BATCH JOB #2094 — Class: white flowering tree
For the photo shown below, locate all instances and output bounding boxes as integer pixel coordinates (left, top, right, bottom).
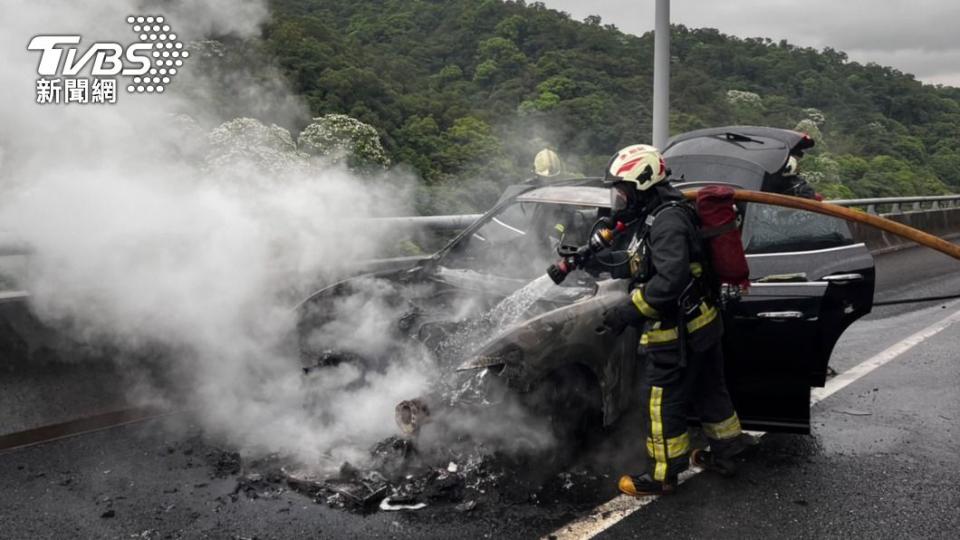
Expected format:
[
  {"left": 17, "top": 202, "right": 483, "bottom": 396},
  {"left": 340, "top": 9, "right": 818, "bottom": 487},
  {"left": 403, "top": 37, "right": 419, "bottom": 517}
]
[
  {"left": 297, "top": 114, "right": 390, "bottom": 171},
  {"left": 726, "top": 89, "right": 762, "bottom": 107},
  {"left": 802, "top": 108, "right": 826, "bottom": 126},
  {"left": 205, "top": 117, "right": 309, "bottom": 176},
  {"left": 726, "top": 89, "right": 765, "bottom": 124},
  {"left": 794, "top": 118, "right": 825, "bottom": 149}
]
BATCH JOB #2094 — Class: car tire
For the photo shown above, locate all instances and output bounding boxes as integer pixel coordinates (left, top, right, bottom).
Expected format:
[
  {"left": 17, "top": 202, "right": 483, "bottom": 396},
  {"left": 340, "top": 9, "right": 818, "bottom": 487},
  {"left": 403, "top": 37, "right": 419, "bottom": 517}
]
[{"left": 523, "top": 364, "right": 603, "bottom": 465}]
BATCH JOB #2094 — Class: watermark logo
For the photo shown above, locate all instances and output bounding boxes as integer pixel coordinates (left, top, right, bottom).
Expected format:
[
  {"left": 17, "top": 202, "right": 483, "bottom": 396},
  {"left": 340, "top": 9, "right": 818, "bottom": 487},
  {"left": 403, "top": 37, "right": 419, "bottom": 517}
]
[{"left": 28, "top": 15, "right": 189, "bottom": 105}]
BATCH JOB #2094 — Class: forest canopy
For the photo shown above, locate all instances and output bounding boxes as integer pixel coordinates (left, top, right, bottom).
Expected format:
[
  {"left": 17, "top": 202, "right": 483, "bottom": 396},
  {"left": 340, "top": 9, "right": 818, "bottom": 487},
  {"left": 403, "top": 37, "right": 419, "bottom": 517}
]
[{"left": 219, "top": 0, "right": 960, "bottom": 211}]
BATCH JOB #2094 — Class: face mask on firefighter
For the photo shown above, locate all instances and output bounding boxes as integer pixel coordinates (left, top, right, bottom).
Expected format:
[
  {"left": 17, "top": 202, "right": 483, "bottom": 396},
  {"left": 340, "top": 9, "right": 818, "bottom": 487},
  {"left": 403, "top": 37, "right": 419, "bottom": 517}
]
[
  {"left": 610, "top": 165, "right": 653, "bottom": 216},
  {"left": 611, "top": 185, "right": 631, "bottom": 213},
  {"left": 611, "top": 183, "right": 647, "bottom": 223}
]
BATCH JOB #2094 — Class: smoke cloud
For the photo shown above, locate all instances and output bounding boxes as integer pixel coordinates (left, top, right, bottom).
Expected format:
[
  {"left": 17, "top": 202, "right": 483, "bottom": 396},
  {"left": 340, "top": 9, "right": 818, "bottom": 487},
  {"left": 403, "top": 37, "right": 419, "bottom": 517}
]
[
  {"left": 0, "top": 0, "right": 436, "bottom": 469},
  {"left": 0, "top": 0, "right": 562, "bottom": 476}
]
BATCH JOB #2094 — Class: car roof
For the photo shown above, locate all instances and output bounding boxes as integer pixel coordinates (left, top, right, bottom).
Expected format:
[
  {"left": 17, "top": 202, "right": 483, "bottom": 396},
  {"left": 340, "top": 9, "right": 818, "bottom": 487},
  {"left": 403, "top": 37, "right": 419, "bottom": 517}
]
[{"left": 515, "top": 185, "right": 611, "bottom": 208}]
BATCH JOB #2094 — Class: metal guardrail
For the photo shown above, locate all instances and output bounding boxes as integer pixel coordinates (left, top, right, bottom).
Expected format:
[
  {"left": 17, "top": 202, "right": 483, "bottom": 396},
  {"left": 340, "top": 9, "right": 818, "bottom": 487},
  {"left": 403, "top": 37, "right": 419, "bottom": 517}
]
[
  {"left": 0, "top": 196, "right": 957, "bottom": 251},
  {"left": 831, "top": 195, "right": 960, "bottom": 215},
  {"left": 0, "top": 291, "right": 30, "bottom": 304},
  {"left": 0, "top": 195, "right": 955, "bottom": 305},
  {"left": 366, "top": 214, "right": 483, "bottom": 231},
  {"left": 0, "top": 232, "right": 32, "bottom": 257},
  {"left": 372, "top": 195, "right": 960, "bottom": 230},
  {"left": 0, "top": 235, "right": 32, "bottom": 301},
  {"left": 0, "top": 242, "right": 33, "bottom": 257}
]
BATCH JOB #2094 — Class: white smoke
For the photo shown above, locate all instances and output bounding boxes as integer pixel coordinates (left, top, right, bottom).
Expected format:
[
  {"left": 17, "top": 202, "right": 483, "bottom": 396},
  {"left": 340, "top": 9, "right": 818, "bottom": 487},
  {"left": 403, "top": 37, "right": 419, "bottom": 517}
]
[{"left": 0, "top": 0, "right": 434, "bottom": 468}]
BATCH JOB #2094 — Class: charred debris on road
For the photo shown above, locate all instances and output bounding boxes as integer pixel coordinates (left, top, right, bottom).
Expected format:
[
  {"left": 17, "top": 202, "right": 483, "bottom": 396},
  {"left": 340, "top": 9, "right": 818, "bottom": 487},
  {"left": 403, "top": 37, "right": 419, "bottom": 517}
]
[
  {"left": 188, "top": 434, "right": 610, "bottom": 515},
  {"left": 251, "top": 275, "right": 608, "bottom": 514}
]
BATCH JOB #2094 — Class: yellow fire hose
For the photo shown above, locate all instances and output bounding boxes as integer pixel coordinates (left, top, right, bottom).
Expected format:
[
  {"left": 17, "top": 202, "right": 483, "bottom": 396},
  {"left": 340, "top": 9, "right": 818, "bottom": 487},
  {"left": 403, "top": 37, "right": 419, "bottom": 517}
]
[{"left": 682, "top": 189, "right": 960, "bottom": 262}]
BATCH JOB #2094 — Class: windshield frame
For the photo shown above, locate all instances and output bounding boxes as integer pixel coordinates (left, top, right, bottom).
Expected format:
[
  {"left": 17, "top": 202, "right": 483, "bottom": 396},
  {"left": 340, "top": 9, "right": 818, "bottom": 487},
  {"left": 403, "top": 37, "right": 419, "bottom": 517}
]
[
  {"left": 429, "top": 178, "right": 606, "bottom": 265},
  {"left": 432, "top": 184, "right": 610, "bottom": 287}
]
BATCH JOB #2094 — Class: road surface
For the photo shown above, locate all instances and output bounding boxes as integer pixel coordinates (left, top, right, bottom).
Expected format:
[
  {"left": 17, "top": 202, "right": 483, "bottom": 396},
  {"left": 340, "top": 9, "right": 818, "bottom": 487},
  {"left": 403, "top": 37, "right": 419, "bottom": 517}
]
[{"left": 1, "top": 244, "right": 959, "bottom": 539}]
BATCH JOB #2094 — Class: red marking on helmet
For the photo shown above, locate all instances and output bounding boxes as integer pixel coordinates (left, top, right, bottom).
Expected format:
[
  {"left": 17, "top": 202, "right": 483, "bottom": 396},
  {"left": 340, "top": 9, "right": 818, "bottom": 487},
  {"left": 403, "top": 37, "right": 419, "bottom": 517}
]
[
  {"left": 658, "top": 157, "right": 665, "bottom": 175},
  {"left": 616, "top": 158, "right": 643, "bottom": 176}
]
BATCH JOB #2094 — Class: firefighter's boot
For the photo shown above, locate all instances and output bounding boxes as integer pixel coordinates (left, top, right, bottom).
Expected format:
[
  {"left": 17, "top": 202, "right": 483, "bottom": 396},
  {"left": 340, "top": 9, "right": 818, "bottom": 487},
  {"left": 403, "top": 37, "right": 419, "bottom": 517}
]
[
  {"left": 695, "top": 431, "right": 761, "bottom": 478},
  {"left": 618, "top": 473, "right": 676, "bottom": 497},
  {"left": 726, "top": 432, "right": 761, "bottom": 457},
  {"left": 689, "top": 448, "right": 737, "bottom": 477},
  {"left": 708, "top": 432, "right": 760, "bottom": 459}
]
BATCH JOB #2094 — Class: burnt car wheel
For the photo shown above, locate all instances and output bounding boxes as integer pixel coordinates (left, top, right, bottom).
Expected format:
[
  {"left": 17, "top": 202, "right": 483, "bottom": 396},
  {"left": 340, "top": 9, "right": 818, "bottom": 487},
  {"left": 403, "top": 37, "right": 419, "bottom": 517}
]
[{"left": 523, "top": 364, "right": 603, "bottom": 463}]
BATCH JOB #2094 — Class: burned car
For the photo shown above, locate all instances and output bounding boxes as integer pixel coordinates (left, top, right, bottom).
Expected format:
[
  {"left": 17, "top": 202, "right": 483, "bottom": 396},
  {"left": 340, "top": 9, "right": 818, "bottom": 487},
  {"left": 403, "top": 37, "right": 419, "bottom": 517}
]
[{"left": 296, "top": 126, "right": 875, "bottom": 439}]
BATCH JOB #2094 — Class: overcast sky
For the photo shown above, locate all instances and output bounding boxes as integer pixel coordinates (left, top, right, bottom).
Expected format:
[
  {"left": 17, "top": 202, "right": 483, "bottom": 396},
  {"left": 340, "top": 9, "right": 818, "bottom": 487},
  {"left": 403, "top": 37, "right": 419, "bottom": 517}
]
[{"left": 540, "top": 0, "right": 960, "bottom": 87}]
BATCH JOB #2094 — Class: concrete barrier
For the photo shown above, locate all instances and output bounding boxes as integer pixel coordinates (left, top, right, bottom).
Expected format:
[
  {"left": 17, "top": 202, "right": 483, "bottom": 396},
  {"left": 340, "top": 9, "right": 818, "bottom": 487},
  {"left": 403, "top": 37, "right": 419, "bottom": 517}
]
[{"left": 849, "top": 207, "right": 960, "bottom": 254}]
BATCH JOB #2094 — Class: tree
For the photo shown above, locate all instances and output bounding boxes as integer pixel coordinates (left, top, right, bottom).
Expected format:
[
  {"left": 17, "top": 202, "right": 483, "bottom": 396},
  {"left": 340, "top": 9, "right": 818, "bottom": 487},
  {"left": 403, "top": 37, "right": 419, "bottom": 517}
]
[
  {"left": 297, "top": 114, "right": 390, "bottom": 170},
  {"left": 206, "top": 117, "right": 307, "bottom": 175},
  {"left": 930, "top": 149, "right": 960, "bottom": 189},
  {"left": 474, "top": 37, "right": 528, "bottom": 83},
  {"left": 438, "top": 116, "right": 505, "bottom": 172},
  {"left": 727, "top": 90, "right": 765, "bottom": 125},
  {"left": 259, "top": 0, "right": 958, "bottom": 213}
]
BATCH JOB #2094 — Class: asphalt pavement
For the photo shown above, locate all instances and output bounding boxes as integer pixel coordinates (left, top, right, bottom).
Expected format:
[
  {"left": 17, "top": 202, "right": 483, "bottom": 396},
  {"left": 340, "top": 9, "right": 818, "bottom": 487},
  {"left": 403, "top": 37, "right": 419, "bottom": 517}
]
[
  {"left": 1, "top": 244, "right": 959, "bottom": 539},
  {"left": 596, "top": 302, "right": 960, "bottom": 539}
]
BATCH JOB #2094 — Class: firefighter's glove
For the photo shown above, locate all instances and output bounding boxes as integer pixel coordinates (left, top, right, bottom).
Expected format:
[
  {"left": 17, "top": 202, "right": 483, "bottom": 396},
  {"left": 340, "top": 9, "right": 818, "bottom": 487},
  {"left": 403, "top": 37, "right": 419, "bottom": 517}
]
[
  {"left": 547, "top": 261, "right": 570, "bottom": 285},
  {"left": 602, "top": 304, "right": 644, "bottom": 336},
  {"left": 588, "top": 228, "right": 614, "bottom": 252}
]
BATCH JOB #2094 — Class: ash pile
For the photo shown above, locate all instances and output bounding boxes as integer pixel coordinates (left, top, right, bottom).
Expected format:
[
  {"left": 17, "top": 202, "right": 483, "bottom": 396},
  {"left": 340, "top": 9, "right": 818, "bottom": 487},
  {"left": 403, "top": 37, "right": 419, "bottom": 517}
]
[
  {"left": 280, "top": 358, "right": 601, "bottom": 514},
  {"left": 276, "top": 432, "right": 606, "bottom": 514},
  {"left": 276, "top": 276, "right": 606, "bottom": 513}
]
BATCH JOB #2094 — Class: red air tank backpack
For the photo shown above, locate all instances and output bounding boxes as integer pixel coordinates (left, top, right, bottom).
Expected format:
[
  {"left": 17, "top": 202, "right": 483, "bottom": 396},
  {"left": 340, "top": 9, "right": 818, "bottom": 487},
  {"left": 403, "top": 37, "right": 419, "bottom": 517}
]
[
  {"left": 694, "top": 185, "right": 750, "bottom": 289},
  {"left": 644, "top": 185, "right": 750, "bottom": 290}
]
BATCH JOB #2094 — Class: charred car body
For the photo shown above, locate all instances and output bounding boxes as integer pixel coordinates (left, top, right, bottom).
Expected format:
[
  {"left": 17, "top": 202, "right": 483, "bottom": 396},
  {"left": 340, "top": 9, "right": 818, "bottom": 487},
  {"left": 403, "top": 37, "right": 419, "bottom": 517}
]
[{"left": 297, "top": 126, "right": 875, "bottom": 437}]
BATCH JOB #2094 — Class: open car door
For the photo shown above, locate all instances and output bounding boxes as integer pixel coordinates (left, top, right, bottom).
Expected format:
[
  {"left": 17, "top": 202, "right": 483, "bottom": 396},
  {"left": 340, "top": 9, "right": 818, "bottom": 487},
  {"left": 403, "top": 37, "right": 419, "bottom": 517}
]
[{"left": 723, "top": 203, "right": 875, "bottom": 433}]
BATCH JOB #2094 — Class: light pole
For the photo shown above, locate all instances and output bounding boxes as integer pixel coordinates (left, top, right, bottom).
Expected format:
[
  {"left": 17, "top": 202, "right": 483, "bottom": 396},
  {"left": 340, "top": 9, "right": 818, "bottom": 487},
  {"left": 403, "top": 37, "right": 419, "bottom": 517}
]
[{"left": 652, "top": 0, "right": 670, "bottom": 150}]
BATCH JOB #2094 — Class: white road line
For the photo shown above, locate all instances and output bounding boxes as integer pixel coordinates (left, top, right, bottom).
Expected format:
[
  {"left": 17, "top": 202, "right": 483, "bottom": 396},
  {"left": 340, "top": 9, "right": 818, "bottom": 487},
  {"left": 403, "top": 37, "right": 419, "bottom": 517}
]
[
  {"left": 545, "top": 469, "right": 700, "bottom": 540},
  {"left": 812, "top": 304, "right": 960, "bottom": 405},
  {"left": 545, "top": 303, "right": 960, "bottom": 540}
]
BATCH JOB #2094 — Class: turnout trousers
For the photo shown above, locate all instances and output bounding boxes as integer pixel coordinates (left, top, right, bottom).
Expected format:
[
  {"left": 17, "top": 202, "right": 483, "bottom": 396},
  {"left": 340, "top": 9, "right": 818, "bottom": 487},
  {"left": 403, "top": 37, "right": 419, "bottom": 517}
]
[{"left": 642, "top": 340, "right": 743, "bottom": 482}]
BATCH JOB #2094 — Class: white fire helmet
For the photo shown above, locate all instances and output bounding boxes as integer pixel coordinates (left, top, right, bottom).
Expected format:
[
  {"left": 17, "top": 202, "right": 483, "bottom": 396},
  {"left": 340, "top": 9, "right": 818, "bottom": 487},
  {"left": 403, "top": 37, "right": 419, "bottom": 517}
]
[
  {"left": 783, "top": 155, "right": 799, "bottom": 177},
  {"left": 534, "top": 149, "right": 563, "bottom": 178},
  {"left": 604, "top": 144, "right": 667, "bottom": 191}
]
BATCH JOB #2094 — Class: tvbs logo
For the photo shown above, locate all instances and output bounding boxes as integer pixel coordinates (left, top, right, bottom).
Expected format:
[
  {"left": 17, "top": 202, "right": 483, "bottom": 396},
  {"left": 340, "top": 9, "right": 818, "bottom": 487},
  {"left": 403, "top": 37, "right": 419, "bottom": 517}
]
[{"left": 27, "top": 15, "right": 189, "bottom": 105}]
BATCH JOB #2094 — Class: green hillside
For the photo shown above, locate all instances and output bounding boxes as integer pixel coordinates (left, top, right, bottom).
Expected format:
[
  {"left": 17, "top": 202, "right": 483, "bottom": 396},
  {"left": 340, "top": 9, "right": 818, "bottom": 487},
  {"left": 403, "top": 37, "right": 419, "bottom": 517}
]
[{"left": 255, "top": 0, "right": 960, "bottom": 211}]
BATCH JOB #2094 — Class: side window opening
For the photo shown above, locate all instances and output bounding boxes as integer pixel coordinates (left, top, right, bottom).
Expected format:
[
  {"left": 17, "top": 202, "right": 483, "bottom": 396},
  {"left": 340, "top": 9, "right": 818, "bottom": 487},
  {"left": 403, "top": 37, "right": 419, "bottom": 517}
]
[{"left": 742, "top": 204, "right": 854, "bottom": 254}]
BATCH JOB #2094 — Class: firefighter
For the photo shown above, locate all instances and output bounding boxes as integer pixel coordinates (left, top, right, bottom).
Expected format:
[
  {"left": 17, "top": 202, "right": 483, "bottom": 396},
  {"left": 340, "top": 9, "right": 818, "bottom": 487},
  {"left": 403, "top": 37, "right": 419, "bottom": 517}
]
[
  {"left": 532, "top": 148, "right": 577, "bottom": 254},
  {"left": 595, "top": 144, "right": 753, "bottom": 497},
  {"left": 782, "top": 155, "right": 820, "bottom": 200}
]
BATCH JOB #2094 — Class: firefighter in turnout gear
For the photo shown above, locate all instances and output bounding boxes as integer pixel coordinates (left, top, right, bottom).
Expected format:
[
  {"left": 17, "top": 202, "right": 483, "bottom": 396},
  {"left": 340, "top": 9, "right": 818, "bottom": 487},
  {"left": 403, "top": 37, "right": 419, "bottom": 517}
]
[
  {"left": 594, "top": 144, "right": 753, "bottom": 497},
  {"left": 530, "top": 149, "right": 587, "bottom": 257},
  {"left": 782, "top": 154, "right": 821, "bottom": 200}
]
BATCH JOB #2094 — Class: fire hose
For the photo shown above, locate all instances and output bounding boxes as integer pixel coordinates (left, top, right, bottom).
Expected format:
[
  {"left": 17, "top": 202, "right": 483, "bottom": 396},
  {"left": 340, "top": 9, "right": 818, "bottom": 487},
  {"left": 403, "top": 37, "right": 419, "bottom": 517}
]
[{"left": 682, "top": 189, "right": 960, "bottom": 306}]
